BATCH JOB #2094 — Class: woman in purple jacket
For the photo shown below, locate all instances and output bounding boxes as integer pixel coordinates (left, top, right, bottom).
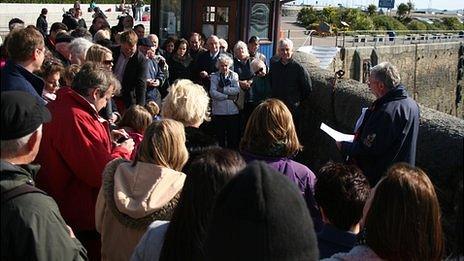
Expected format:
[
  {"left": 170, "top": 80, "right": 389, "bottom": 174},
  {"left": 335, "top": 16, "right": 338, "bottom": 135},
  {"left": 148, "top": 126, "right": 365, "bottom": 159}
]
[{"left": 240, "top": 98, "right": 322, "bottom": 231}]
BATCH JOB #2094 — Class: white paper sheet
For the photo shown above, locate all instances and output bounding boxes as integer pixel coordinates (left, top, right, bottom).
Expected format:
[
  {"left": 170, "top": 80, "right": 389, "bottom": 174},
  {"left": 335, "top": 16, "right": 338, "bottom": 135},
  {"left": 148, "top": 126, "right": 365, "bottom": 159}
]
[{"left": 320, "top": 123, "right": 354, "bottom": 142}]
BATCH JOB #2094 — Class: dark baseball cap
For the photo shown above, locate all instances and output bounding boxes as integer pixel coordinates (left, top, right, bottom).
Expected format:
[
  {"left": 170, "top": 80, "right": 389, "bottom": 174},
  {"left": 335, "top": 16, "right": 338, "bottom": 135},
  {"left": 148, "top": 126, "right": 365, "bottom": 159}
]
[
  {"left": 1, "top": 91, "right": 51, "bottom": 140},
  {"left": 137, "top": 37, "right": 154, "bottom": 47},
  {"left": 248, "top": 36, "right": 260, "bottom": 44}
]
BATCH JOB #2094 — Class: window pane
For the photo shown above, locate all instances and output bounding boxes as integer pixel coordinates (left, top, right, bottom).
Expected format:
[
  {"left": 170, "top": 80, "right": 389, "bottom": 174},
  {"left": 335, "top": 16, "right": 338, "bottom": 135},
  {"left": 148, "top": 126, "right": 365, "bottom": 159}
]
[
  {"left": 249, "top": 3, "right": 269, "bottom": 39},
  {"left": 160, "top": 0, "right": 182, "bottom": 40},
  {"left": 217, "top": 7, "right": 229, "bottom": 23},
  {"left": 202, "top": 24, "right": 214, "bottom": 38},
  {"left": 217, "top": 24, "right": 229, "bottom": 40},
  {"left": 204, "top": 6, "right": 216, "bottom": 22}
]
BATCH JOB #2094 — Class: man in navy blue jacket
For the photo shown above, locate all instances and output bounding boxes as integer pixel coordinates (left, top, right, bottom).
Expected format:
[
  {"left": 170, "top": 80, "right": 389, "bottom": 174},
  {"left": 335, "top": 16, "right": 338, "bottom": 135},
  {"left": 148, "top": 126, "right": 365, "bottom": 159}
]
[
  {"left": 339, "top": 62, "right": 420, "bottom": 186},
  {"left": 1, "top": 27, "right": 45, "bottom": 104}
]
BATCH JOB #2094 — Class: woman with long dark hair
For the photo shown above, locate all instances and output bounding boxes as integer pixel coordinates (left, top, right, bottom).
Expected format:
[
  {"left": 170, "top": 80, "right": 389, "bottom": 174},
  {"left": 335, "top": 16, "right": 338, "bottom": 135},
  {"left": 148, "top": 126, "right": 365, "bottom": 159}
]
[{"left": 167, "top": 38, "right": 193, "bottom": 84}]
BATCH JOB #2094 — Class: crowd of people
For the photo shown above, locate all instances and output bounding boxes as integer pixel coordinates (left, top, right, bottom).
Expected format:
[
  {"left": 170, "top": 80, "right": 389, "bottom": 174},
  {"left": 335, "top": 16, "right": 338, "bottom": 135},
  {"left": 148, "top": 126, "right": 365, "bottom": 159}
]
[{"left": 0, "top": 11, "right": 463, "bottom": 261}]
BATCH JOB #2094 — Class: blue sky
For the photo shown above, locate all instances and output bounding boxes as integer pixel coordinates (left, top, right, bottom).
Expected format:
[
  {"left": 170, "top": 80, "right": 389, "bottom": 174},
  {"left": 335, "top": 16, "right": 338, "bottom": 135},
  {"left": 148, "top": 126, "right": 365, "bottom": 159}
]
[{"left": 291, "top": 0, "right": 463, "bottom": 10}]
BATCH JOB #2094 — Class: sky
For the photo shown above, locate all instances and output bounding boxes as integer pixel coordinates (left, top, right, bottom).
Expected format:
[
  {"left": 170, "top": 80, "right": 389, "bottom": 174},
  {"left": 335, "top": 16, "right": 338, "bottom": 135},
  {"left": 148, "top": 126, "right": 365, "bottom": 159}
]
[{"left": 291, "top": 0, "right": 463, "bottom": 10}]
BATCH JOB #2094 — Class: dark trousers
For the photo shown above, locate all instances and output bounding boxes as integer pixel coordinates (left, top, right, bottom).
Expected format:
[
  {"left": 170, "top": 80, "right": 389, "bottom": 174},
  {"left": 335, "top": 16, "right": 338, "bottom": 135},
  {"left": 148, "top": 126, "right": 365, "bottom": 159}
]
[{"left": 212, "top": 114, "right": 240, "bottom": 150}]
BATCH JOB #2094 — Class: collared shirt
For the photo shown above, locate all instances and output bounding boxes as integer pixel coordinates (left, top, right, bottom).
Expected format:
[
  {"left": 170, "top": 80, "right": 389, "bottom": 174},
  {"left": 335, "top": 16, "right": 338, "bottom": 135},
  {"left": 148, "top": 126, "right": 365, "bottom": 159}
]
[
  {"left": 114, "top": 52, "right": 131, "bottom": 83},
  {"left": 317, "top": 223, "right": 357, "bottom": 258}
]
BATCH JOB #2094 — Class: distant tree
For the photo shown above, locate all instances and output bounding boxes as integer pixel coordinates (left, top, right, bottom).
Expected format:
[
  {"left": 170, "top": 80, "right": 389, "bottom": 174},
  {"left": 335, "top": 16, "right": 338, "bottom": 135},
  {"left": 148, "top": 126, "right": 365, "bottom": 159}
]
[
  {"left": 396, "top": 3, "right": 409, "bottom": 19},
  {"left": 367, "top": 4, "right": 377, "bottom": 16},
  {"left": 321, "top": 6, "right": 339, "bottom": 24},
  {"left": 297, "top": 7, "right": 320, "bottom": 26},
  {"left": 406, "top": 1, "right": 414, "bottom": 15}
]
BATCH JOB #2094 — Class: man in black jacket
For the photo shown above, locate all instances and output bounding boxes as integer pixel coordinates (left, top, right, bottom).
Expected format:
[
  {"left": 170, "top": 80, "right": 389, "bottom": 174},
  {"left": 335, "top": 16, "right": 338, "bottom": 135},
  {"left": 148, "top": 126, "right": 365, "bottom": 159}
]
[
  {"left": 1, "top": 91, "right": 87, "bottom": 261},
  {"left": 193, "top": 35, "right": 220, "bottom": 91},
  {"left": 112, "top": 30, "right": 148, "bottom": 110},
  {"left": 338, "top": 62, "right": 420, "bottom": 186},
  {"left": 36, "top": 8, "right": 48, "bottom": 36},
  {"left": 269, "top": 38, "right": 312, "bottom": 128}
]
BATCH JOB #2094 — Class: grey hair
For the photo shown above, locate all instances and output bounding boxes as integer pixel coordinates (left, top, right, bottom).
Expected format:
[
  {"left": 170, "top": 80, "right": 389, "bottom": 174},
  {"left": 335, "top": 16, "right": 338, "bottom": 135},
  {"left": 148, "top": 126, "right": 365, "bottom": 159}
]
[
  {"left": 69, "top": 38, "right": 94, "bottom": 63},
  {"left": 233, "top": 41, "right": 249, "bottom": 58},
  {"left": 278, "top": 38, "right": 294, "bottom": 50},
  {"left": 250, "top": 58, "right": 266, "bottom": 74},
  {"left": 0, "top": 125, "right": 41, "bottom": 159},
  {"left": 72, "top": 62, "right": 112, "bottom": 97},
  {"left": 370, "top": 62, "right": 401, "bottom": 90},
  {"left": 216, "top": 54, "right": 234, "bottom": 69},
  {"left": 93, "top": 29, "right": 111, "bottom": 43}
]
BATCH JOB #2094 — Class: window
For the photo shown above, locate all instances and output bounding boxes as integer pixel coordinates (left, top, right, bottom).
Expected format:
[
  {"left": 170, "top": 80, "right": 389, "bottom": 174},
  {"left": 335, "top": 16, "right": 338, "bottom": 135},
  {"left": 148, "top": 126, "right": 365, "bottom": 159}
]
[
  {"left": 249, "top": 3, "right": 270, "bottom": 40},
  {"left": 202, "top": 5, "right": 230, "bottom": 40}
]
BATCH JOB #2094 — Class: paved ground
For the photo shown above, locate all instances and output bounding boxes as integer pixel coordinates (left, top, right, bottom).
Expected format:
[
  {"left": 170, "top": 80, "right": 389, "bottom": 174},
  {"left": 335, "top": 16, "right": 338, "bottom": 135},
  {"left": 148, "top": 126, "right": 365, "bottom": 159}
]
[{"left": 0, "top": 3, "right": 150, "bottom": 40}]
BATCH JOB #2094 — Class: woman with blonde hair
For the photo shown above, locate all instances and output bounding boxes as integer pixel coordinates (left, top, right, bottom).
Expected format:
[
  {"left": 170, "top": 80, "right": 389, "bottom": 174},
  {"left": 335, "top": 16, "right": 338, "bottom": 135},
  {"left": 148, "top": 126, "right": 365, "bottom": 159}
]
[
  {"left": 326, "top": 163, "right": 444, "bottom": 260},
  {"left": 162, "top": 79, "right": 218, "bottom": 157},
  {"left": 96, "top": 119, "right": 188, "bottom": 261},
  {"left": 86, "top": 44, "right": 119, "bottom": 126},
  {"left": 240, "top": 98, "right": 321, "bottom": 231},
  {"left": 86, "top": 44, "right": 114, "bottom": 71}
]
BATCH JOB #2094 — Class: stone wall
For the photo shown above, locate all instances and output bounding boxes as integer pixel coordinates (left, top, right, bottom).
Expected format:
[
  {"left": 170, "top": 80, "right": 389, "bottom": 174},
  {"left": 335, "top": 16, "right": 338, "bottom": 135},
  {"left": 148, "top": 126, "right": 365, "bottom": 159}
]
[
  {"left": 337, "top": 42, "right": 464, "bottom": 118},
  {"left": 293, "top": 51, "right": 464, "bottom": 241}
]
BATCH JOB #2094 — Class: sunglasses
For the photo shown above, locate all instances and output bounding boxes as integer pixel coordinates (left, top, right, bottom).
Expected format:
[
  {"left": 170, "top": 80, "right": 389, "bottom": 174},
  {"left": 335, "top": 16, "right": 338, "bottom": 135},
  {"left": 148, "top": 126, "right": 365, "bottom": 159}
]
[
  {"left": 254, "top": 67, "right": 264, "bottom": 74},
  {"left": 103, "top": 60, "right": 113, "bottom": 65}
]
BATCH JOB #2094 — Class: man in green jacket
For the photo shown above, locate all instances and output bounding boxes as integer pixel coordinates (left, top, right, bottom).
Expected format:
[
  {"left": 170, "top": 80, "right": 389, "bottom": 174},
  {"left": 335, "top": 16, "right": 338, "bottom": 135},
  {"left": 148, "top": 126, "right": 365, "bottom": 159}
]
[{"left": 1, "top": 91, "right": 88, "bottom": 261}]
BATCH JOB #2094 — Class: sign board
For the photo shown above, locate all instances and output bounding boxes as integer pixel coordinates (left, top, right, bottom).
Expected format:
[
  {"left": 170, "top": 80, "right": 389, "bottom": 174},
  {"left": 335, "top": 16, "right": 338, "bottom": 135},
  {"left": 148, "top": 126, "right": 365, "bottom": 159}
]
[{"left": 378, "top": 0, "right": 395, "bottom": 9}]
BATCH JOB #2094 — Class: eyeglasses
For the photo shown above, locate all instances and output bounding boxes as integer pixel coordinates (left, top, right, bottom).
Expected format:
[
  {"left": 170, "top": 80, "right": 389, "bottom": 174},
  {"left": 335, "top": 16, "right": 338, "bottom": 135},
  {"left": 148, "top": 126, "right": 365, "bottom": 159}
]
[{"left": 254, "top": 67, "right": 264, "bottom": 75}]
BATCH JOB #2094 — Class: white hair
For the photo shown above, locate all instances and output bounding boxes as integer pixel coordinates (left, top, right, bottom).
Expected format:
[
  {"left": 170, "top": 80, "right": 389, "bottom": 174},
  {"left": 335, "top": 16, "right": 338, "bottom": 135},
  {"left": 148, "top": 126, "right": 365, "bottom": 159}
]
[
  {"left": 370, "top": 62, "right": 401, "bottom": 89},
  {"left": 278, "top": 38, "right": 294, "bottom": 50},
  {"left": 216, "top": 54, "right": 234, "bottom": 69},
  {"left": 0, "top": 125, "right": 42, "bottom": 159},
  {"left": 69, "top": 38, "right": 94, "bottom": 64},
  {"left": 233, "top": 41, "right": 250, "bottom": 58}
]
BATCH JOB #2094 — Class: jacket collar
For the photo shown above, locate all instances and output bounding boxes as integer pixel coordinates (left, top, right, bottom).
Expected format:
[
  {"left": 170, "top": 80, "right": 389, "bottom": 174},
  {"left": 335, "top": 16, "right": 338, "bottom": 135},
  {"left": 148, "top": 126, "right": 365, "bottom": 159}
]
[
  {"left": 0, "top": 160, "right": 41, "bottom": 183},
  {"left": 54, "top": 87, "right": 101, "bottom": 120},
  {"left": 5, "top": 60, "right": 44, "bottom": 95},
  {"left": 372, "top": 84, "right": 408, "bottom": 110},
  {"left": 317, "top": 223, "right": 357, "bottom": 248}
]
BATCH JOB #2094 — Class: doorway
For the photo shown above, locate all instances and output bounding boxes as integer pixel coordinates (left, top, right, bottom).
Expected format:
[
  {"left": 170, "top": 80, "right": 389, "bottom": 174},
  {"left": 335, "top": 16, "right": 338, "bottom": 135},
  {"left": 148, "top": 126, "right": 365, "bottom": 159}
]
[{"left": 195, "top": 0, "right": 238, "bottom": 44}]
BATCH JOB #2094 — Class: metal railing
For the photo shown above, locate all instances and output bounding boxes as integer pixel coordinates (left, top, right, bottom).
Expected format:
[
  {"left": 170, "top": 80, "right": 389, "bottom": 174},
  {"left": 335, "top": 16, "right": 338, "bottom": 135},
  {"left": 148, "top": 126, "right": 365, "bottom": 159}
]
[
  {"left": 336, "top": 30, "right": 464, "bottom": 47},
  {"left": 281, "top": 29, "right": 464, "bottom": 48}
]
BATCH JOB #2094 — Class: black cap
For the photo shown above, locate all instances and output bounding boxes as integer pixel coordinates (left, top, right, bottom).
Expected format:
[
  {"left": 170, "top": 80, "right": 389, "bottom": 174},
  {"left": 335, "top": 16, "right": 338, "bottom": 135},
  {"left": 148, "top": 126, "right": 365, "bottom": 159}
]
[
  {"left": 248, "top": 36, "right": 260, "bottom": 44},
  {"left": 137, "top": 37, "right": 154, "bottom": 47},
  {"left": 205, "top": 161, "right": 318, "bottom": 260},
  {"left": 55, "top": 34, "right": 74, "bottom": 43},
  {"left": 1, "top": 91, "right": 51, "bottom": 140}
]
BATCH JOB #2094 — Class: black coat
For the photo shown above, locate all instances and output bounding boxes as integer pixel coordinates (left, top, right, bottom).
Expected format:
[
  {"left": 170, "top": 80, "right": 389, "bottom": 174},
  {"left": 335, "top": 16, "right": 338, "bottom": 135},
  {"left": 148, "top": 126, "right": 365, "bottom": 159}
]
[
  {"left": 192, "top": 51, "right": 219, "bottom": 91},
  {"left": 269, "top": 58, "right": 312, "bottom": 114},
  {"left": 112, "top": 48, "right": 148, "bottom": 107},
  {"left": 36, "top": 14, "right": 48, "bottom": 36},
  {"left": 167, "top": 55, "right": 193, "bottom": 85}
]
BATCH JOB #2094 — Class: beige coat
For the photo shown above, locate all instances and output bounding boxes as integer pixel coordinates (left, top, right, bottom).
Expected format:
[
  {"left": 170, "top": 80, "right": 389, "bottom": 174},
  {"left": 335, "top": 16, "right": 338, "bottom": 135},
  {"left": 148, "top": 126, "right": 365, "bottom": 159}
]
[{"left": 96, "top": 158, "right": 185, "bottom": 261}]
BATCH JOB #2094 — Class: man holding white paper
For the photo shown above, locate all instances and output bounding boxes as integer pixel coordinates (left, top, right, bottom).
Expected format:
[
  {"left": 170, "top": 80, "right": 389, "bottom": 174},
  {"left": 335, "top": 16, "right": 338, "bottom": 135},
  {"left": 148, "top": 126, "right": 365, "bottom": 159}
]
[{"left": 337, "top": 62, "right": 419, "bottom": 186}]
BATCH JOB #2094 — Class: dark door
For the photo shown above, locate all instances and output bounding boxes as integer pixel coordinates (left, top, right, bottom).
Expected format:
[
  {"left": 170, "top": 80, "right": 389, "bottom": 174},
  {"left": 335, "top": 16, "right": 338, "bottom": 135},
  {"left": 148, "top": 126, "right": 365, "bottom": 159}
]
[{"left": 195, "top": 0, "right": 238, "bottom": 44}]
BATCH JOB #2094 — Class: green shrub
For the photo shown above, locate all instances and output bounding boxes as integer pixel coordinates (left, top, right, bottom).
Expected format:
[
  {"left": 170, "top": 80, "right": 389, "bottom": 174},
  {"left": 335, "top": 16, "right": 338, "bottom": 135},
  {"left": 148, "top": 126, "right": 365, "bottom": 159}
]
[
  {"left": 407, "top": 20, "right": 427, "bottom": 31},
  {"left": 372, "top": 15, "right": 407, "bottom": 31},
  {"left": 442, "top": 17, "right": 464, "bottom": 30}
]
